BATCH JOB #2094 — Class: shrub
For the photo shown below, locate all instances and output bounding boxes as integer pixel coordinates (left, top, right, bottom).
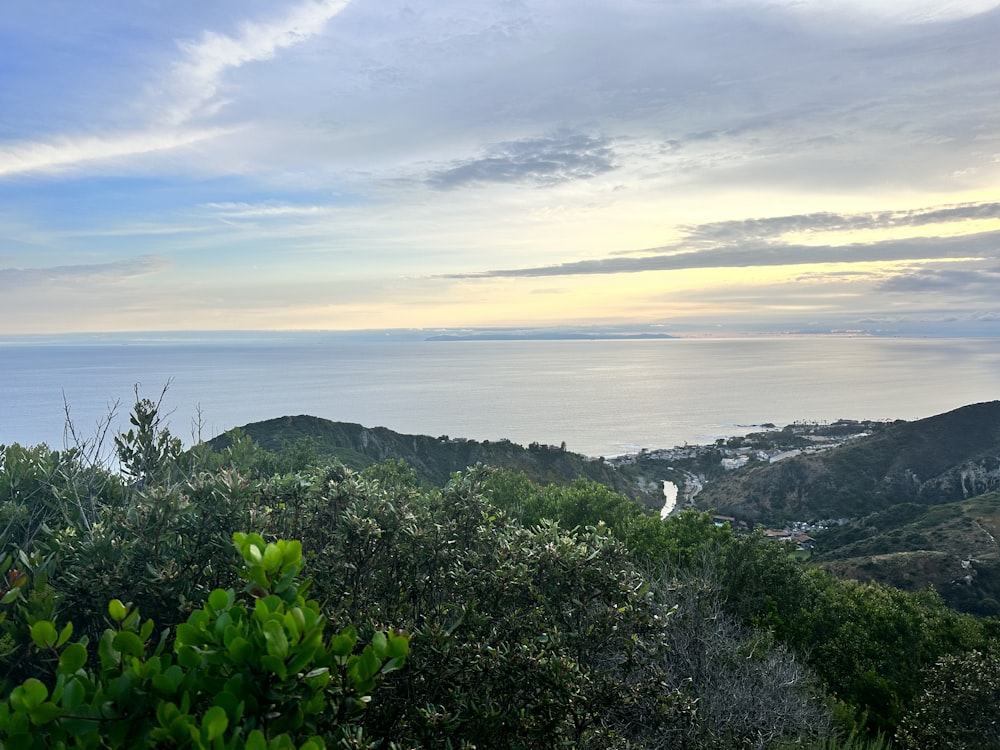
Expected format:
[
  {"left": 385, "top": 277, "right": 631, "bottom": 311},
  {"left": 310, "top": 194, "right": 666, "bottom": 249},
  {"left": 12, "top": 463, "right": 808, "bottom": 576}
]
[
  {"left": 895, "top": 649, "right": 1000, "bottom": 750},
  {"left": 0, "top": 533, "right": 407, "bottom": 749}
]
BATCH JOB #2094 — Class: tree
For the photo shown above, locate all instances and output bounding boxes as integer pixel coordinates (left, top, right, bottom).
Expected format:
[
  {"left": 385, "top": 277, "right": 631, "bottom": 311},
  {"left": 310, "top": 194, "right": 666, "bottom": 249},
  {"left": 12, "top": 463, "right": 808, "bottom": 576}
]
[
  {"left": 256, "top": 465, "right": 689, "bottom": 748},
  {"left": 714, "top": 531, "right": 993, "bottom": 738},
  {"left": 656, "top": 567, "right": 830, "bottom": 749},
  {"left": 636, "top": 509, "right": 732, "bottom": 570},
  {"left": 114, "top": 385, "right": 181, "bottom": 488}
]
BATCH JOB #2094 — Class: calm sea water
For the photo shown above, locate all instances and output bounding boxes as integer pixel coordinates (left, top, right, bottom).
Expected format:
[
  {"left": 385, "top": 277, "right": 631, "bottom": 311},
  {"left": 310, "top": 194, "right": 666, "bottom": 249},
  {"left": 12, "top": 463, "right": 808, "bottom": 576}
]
[{"left": 1, "top": 334, "right": 998, "bottom": 458}]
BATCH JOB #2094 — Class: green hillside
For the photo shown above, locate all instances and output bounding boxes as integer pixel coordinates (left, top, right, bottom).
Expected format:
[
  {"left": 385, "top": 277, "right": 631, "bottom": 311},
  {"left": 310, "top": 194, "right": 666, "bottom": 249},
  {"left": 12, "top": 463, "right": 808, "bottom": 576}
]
[
  {"left": 207, "top": 405, "right": 1000, "bottom": 615},
  {"left": 814, "top": 490, "right": 1000, "bottom": 615},
  {"left": 696, "top": 400, "right": 1000, "bottom": 524},
  {"left": 208, "top": 414, "right": 665, "bottom": 507}
]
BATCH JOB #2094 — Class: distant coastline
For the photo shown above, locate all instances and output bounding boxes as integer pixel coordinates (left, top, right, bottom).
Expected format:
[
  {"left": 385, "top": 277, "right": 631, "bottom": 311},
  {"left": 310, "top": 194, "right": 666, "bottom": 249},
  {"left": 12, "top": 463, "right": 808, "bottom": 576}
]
[{"left": 426, "top": 332, "right": 677, "bottom": 342}]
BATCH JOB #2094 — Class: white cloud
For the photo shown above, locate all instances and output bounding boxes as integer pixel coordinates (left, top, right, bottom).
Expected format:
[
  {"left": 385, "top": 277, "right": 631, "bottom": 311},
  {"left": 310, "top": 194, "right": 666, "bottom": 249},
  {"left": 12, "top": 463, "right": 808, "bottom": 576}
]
[
  {"left": 202, "top": 202, "right": 329, "bottom": 218},
  {"left": 765, "top": 0, "right": 1000, "bottom": 23},
  {"left": 0, "top": 128, "right": 229, "bottom": 178},
  {"left": 159, "top": 0, "right": 352, "bottom": 126},
  {"left": 0, "top": 0, "right": 352, "bottom": 178},
  {"left": 0, "top": 255, "right": 166, "bottom": 290}
]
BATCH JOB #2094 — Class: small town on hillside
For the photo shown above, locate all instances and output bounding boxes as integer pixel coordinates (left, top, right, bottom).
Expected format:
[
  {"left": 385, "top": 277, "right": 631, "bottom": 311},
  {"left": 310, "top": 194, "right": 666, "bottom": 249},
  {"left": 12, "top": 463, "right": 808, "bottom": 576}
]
[{"left": 607, "top": 418, "right": 893, "bottom": 549}]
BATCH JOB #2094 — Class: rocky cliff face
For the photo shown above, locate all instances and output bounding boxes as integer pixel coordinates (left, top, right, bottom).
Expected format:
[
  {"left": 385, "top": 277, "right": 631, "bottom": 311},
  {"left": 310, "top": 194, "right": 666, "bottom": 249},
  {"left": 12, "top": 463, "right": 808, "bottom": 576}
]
[{"left": 923, "top": 457, "right": 1000, "bottom": 500}]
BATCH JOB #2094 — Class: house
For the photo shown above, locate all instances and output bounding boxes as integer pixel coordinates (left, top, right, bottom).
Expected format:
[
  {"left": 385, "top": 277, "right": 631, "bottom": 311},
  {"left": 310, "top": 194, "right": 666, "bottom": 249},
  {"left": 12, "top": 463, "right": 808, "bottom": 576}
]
[{"left": 762, "top": 528, "right": 815, "bottom": 550}]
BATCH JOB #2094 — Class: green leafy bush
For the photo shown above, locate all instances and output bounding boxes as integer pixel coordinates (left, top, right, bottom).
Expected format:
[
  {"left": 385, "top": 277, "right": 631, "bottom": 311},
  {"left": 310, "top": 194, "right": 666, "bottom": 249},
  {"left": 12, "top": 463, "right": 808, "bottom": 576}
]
[{"left": 0, "top": 533, "right": 407, "bottom": 749}]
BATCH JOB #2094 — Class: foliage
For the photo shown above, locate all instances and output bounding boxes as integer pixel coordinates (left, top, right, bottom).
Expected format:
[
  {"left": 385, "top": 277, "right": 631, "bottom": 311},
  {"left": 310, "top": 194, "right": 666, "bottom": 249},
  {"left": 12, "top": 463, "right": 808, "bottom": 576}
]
[
  {"left": 643, "top": 509, "right": 732, "bottom": 570},
  {"left": 716, "top": 530, "right": 995, "bottom": 737},
  {"left": 781, "top": 731, "right": 893, "bottom": 750},
  {"left": 657, "top": 568, "right": 830, "bottom": 749},
  {"left": 261, "top": 465, "right": 687, "bottom": 748},
  {"left": 4, "top": 392, "right": 1000, "bottom": 747},
  {"left": 207, "top": 415, "right": 663, "bottom": 505},
  {"left": 813, "top": 491, "right": 1000, "bottom": 616},
  {"left": 483, "top": 470, "right": 731, "bottom": 569},
  {"left": 0, "top": 532, "right": 407, "bottom": 749},
  {"left": 247, "top": 464, "right": 834, "bottom": 749},
  {"left": 114, "top": 386, "right": 183, "bottom": 488},
  {"left": 0, "top": 443, "right": 124, "bottom": 550},
  {"left": 895, "top": 649, "right": 1000, "bottom": 750}
]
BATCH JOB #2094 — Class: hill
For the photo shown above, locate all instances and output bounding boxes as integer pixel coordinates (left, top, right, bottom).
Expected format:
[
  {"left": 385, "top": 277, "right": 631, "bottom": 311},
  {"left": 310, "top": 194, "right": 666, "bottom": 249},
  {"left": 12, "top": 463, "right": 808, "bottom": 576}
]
[
  {"left": 695, "top": 401, "right": 1000, "bottom": 524},
  {"left": 811, "top": 490, "right": 1000, "bottom": 615},
  {"left": 208, "top": 414, "right": 665, "bottom": 507},
  {"left": 207, "top": 404, "right": 1000, "bottom": 615}
]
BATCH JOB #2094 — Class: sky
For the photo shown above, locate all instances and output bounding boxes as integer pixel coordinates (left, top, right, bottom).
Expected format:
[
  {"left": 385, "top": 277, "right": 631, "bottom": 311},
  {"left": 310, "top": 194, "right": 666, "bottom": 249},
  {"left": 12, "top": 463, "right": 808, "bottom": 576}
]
[{"left": 1, "top": 0, "right": 999, "bottom": 336}]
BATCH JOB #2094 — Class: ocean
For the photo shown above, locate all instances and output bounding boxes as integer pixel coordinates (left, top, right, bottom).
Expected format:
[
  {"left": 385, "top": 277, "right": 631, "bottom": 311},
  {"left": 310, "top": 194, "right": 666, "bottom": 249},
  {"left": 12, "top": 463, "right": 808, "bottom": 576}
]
[{"left": 1, "top": 333, "right": 998, "bottom": 458}]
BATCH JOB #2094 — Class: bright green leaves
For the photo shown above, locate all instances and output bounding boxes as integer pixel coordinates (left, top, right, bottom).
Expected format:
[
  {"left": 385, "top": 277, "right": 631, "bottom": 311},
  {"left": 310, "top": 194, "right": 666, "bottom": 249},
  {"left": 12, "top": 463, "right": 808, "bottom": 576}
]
[
  {"left": 0, "top": 533, "right": 407, "bottom": 749},
  {"left": 225, "top": 635, "right": 253, "bottom": 666},
  {"left": 58, "top": 642, "right": 87, "bottom": 674},
  {"left": 29, "top": 620, "right": 57, "bottom": 649},
  {"left": 242, "top": 729, "right": 326, "bottom": 750},
  {"left": 262, "top": 618, "right": 290, "bottom": 663},
  {"left": 330, "top": 627, "right": 357, "bottom": 658},
  {"left": 112, "top": 629, "right": 145, "bottom": 659},
  {"left": 325, "top": 624, "right": 405, "bottom": 699},
  {"left": 108, "top": 598, "right": 128, "bottom": 623},
  {"left": 26, "top": 619, "right": 75, "bottom": 658},
  {"left": 8, "top": 678, "right": 63, "bottom": 728},
  {"left": 208, "top": 587, "right": 232, "bottom": 612},
  {"left": 59, "top": 675, "right": 86, "bottom": 711},
  {"left": 151, "top": 664, "right": 185, "bottom": 696},
  {"left": 263, "top": 542, "right": 283, "bottom": 571},
  {"left": 202, "top": 705, "right": 229, "bottom": 742},
  {"left": 371, "top": 630, "right": 388, "bottom": 658},
  {"left": 234, "top": 533, "right": 304, "bottom": 601},
  {"left": 348, "top": 645, "right": 382, "bottom": 696},
  {"left": 10, "top": 678, "right": 47, "bottom": 712},
  {"left": 97, "top": 628, "right": 121, "bottom": 670},
  {"left": 152, "top": 701, "right": 200, "bottom": 746}
]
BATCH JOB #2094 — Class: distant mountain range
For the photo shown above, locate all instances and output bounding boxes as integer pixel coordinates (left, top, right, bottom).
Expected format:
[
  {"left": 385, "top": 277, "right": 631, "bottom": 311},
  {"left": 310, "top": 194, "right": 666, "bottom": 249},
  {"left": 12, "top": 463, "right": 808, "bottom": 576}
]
[{"left": 425, "top": 332, "right": 676, "bottom": 341}]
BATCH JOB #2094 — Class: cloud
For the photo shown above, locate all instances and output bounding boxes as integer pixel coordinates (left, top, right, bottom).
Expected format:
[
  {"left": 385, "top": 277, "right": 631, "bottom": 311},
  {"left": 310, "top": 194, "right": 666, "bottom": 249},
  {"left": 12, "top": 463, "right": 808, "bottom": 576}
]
[
  {"left": 879, "top": 265, "right": 1000, "bottom": 294},
  {"left": 681, "top": 202, "right": 1000, "bottom": 245},
  {"left": 159, "top": 0, "right": 352, "bottom": 126},
  {"left": 0, "top": 128, "right": 229, "bottom": 178},
  {"left": 0, "top": 0, "right": 352, "bottom": 178},
  {"left": 202, "top": 202, "right": 328, "bottom": 219},
  {"left": 427, "top": 132, "right": 617, "bottom": 189},
  {"left": 440, "top": 210, "right": 1000, "bottom": 279},
  {"left": 767, "top": 0, "right": 1000, "bottom": 24},
  {"left": 0, "top": 255, "right": 166, "bottom": 290},
  {"left": 3, "top": 0, "right": 1000, "bottom": 334}
]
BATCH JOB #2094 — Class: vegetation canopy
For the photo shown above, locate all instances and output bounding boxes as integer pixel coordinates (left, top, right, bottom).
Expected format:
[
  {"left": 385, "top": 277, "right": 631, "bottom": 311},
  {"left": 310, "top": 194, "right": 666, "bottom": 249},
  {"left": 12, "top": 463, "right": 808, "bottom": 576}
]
[{"left": 0, "top": 392, "right": 998, "bottom": 748}]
